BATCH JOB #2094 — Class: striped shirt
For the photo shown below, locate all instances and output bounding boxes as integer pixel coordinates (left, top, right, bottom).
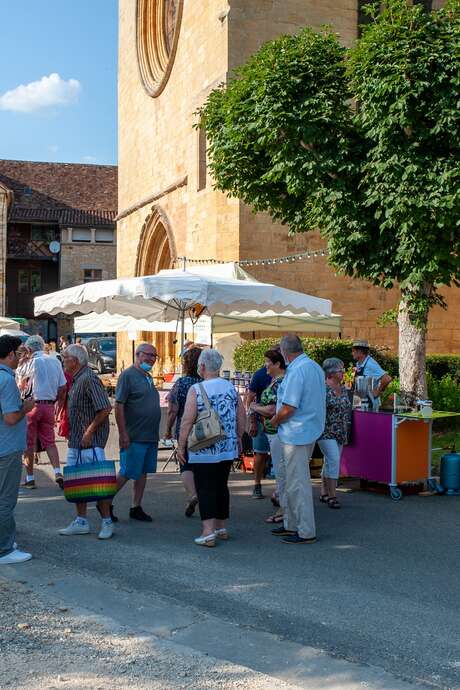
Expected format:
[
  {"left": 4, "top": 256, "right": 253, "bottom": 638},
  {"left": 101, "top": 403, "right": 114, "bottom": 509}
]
[{"left": 67, "top": 366, "right": 111, "bottom": 450}]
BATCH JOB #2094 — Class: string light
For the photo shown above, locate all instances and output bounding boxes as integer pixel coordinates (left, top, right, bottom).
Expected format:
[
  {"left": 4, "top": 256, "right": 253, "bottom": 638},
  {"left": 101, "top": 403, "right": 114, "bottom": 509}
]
[{"left": 174, "top": 249, "right": 328, "bottom": 268}]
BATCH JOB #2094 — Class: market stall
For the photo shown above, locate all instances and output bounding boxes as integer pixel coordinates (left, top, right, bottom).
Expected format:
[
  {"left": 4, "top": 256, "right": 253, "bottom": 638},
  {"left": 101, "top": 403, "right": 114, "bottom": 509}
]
[{"left": 341, "top": 409, "right": 459, "bottom": 500}]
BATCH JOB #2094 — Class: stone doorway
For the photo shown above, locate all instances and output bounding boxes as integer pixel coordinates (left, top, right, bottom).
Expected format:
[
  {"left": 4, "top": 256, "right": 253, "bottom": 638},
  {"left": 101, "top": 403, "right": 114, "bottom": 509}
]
[{"left": 135, "top": 206, "right": 177, "bottom": 373}]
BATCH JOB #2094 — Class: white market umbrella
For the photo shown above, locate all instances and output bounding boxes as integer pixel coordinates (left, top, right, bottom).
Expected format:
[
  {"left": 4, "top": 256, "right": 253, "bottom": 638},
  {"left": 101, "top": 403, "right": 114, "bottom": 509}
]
[
  {"left": 74, "top": 311, "right": 205, "bottom": 335},
  {"left": 0, "top": 328, "right": 29, "bottom": 337},
  {"left": 0, "top": 317, "right": 20, "bottom": 331},
  {"left": 72, "top": 263, "right": 341, "bottom": 337},
  {"left": 212, "top": 311, "right": 341, "bottom": 334},
  {"left": 35, "top": 268, "right": 337, "bottom": 341},
  {"left": 74, "top": 308, "right": 340, "bottom": 336}
]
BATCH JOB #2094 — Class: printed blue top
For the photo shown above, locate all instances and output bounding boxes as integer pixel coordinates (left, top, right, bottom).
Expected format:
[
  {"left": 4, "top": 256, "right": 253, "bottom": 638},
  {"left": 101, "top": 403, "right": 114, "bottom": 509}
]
[{"left": 188, "top": 378, "right": 238, "bottom": 464}]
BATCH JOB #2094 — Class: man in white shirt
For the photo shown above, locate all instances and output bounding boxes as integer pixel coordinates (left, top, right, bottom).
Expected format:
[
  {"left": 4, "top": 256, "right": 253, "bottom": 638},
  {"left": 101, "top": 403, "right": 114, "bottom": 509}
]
[
  {"left": 21, "top": 336, "right": 67, "bottom": 489},
  {"left": 269, "top": 334, "right": 326, "bottom": 545}
]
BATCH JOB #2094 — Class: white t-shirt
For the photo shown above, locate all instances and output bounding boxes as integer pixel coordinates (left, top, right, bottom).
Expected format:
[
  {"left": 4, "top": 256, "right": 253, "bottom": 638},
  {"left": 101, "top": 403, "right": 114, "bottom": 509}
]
[{"left": 21, "top": 351, "right": 66, "bottom": 401}]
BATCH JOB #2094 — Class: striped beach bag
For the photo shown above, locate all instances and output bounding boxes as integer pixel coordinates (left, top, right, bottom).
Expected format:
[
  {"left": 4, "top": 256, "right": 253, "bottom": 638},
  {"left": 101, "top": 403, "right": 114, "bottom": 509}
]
[{"left": 63, "top": 449, "right": 117, "bottom": 503}]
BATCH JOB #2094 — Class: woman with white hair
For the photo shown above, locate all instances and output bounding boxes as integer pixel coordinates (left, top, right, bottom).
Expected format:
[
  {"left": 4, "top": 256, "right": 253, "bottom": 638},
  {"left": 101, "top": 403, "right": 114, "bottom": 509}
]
[
  {"left": 318, "top": 357, "right": 352, "bottom": 509},
  {"left": 177, "top": 348, "right": 246, "bottom": 547}
]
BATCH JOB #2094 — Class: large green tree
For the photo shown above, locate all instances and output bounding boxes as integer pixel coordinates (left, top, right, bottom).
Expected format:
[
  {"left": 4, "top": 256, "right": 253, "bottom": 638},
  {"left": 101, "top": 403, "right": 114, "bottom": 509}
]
[{"left": 199, "top": 0, "right": 460, "bottom": 402}]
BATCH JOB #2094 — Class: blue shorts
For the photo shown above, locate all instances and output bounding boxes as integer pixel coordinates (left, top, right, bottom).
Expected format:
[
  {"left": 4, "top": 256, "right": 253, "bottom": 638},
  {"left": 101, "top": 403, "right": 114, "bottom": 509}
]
[
  {"left": 119, "top": 442, "right": 158, "bottom": 480},
  {"left": 253, "top": 422, "right": 270, "bottom": 454}
]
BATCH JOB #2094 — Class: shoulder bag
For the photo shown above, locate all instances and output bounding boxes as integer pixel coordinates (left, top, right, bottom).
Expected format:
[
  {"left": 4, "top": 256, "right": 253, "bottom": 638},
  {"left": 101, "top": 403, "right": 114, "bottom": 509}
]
[{"left": 188, "top": 383, "right": 227, "bottom": 452}]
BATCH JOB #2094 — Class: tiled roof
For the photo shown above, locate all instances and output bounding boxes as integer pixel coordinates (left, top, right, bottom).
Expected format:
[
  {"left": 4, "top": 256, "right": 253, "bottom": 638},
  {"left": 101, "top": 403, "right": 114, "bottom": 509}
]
[
  {"left": 0, "top": 159, "right": 117, "bottom": 226},
  {"left": 11, "top": 206, "right": 117, "bottom": 225}
]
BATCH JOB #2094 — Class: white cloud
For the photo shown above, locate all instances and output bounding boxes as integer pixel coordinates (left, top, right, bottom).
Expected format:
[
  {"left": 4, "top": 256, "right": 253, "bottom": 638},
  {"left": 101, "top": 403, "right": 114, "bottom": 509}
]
[
  {"left": 81, "top": 155, "right": 98, "bottom": 164},
  {"left": 0, "top": 73, "right": 81, "bottom": 113}
]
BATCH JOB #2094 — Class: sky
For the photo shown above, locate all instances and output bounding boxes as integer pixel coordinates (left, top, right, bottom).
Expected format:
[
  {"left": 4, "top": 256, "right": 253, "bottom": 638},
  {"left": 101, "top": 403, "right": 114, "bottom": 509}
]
[{"left": 0, "top": 0, "right": 118, "bottom": 165}]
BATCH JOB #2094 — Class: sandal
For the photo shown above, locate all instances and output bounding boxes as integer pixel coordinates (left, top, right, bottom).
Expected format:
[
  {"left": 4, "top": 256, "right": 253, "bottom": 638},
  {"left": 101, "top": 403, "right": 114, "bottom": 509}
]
[
  {"left": 264, "top": 514, "right": 284, "bottom": 524},
  {"left": 270, "top": 496, "right": 280, "bottom": 508},
  {"left": 319, "top": 494, "right": 329, "bottom": 504},
  {"left": 327, "top": 497, "right": 341, "bottom": 510},
  {"left": 185, "top": 497, "right": 198, "bottom": 518}
]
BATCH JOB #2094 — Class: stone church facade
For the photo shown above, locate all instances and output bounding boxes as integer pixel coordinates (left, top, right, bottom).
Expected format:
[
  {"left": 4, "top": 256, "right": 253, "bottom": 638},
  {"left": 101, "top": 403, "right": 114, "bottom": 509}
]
[{"left": 117, "top": 0, "right": 455, "bottom": 370}]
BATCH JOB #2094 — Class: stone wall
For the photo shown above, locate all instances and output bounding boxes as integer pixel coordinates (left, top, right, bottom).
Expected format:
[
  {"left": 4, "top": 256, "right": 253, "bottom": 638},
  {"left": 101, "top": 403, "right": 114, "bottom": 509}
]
[
  {"left": 118, "top": 0, "right": 242, "bottom": 367},
  {"left": 118, "top": 0, "right": 458, "bottom": 368},
  {"left": 228, "top": 0, "right": 358, "bottom": 73},
  {"left": 59, "top": 227, "right": 116, "bottom": 290}
]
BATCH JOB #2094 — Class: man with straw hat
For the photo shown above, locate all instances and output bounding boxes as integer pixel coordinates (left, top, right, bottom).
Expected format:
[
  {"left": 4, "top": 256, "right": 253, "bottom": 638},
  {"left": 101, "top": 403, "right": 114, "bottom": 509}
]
[{"left": 351, "top": 340, "right": 392, "bottom": 401}]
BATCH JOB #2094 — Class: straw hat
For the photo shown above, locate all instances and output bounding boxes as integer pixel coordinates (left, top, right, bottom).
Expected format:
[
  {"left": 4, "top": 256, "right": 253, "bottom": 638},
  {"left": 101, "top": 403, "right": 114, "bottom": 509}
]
[{"left": 352, "top": 339, "right": 370, "bottom": 349}]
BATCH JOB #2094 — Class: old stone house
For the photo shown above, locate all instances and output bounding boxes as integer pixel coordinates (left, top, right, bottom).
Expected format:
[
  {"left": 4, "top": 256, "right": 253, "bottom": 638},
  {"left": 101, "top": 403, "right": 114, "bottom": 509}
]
[
  {"left": 0, "top": 159, "right": 117, "bottom": 340},
  {"left": 117, "top": 0, "right": 455, "bottom": 368}
]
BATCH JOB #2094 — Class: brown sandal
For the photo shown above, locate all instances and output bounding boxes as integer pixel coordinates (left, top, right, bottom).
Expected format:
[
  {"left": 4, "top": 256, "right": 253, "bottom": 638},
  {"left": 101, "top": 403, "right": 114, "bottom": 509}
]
[{"left": 264, "top": 514, "right": 284, "bottom": 524}]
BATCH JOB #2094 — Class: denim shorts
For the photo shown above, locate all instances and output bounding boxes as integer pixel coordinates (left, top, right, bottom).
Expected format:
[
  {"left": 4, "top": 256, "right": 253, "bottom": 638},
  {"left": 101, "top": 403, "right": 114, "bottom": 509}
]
[
  {"left": 66, "top": 447, "right": 106, "bottom": 466},
  {"left": 119, "top": 442, "right": 158, "bottom": 480},
  {"left": 253, "top": 421, "right": 270, "bottom": 454}
]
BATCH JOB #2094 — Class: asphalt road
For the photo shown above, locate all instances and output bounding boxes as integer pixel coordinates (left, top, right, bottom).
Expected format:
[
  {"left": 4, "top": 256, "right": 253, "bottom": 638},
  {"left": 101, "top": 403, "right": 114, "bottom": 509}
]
[{"left": 7, "top": 434, "right": 460, "bottom": 690}]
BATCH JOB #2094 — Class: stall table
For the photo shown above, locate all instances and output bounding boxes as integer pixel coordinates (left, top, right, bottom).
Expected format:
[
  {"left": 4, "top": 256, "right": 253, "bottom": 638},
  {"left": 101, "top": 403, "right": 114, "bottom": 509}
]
[{"left": 341, "top": 409, "right": 458, "bottom": 500}]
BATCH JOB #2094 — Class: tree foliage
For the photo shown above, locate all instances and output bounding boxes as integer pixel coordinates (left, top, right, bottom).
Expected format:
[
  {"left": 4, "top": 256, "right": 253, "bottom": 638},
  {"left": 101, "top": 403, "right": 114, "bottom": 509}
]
[{"left": 199, "top": 0, "right": 460, "bottom": 325}]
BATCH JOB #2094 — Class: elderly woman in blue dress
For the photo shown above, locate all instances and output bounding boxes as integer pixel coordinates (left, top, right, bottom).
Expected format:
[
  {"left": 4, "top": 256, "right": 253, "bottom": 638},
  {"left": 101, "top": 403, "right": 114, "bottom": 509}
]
[
  {"left": 318, "top": 357, "right": 352, "bottom": 510},
  {"left": 177, "top": 349, "right": 246, "bottom": 547}
]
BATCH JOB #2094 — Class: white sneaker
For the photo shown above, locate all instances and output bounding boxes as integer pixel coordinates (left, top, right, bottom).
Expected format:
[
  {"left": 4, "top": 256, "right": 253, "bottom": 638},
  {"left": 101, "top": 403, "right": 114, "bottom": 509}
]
[
  {"left": 0, "top": 549, "right": 32, "bottom": 565},
  {"left": 98, "top": 521, "right": 113, "bottom": 540},
  {"left": 59, "top": 519, "right": 90, "bottom": 536}
]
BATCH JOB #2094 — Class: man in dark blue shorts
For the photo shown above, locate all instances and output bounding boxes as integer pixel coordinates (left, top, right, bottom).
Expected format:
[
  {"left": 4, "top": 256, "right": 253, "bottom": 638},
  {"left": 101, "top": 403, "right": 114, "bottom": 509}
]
[
  {"left": 246, "top": 364, "right": 271, "bottom": 498},
  {"left": 114, "top": 342, "right": 161, "bottom": 521}
]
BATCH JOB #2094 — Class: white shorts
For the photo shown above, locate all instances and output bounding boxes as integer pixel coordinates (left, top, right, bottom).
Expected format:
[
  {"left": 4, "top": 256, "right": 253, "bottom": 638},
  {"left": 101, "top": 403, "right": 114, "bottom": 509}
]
[{"left": 66, "top": 447, "right": 106, "bottom": 466}]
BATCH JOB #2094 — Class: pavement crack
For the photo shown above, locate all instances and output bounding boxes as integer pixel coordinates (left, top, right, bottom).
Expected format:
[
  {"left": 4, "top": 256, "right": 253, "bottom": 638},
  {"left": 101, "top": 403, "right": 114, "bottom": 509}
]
[{"left": 168, "top": 614, "right": 208, "bottom": 637}]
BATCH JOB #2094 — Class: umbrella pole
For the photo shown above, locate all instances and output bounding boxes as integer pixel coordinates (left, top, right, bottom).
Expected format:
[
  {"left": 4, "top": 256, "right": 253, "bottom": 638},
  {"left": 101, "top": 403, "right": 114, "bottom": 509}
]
[
  {"left": 180, "top": 258, "right": 186, "bottom": 364},
  {"left": 180, "top": 309, "right": 185, "bottom": 355}
]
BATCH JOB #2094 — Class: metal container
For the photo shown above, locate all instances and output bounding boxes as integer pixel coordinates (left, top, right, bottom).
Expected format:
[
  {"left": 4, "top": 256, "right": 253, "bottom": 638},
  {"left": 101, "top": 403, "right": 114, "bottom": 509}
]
[
  {"left": 418, "top": 399, "right": 433, "bottom": 418},
  {"left": 355, "top": 376, "right": 379, "bottom": 411},
  {"left": 440, "top": 450, "right": 460, "bottom": 495},
  {"left": 355, "top": 376, "right": 369, "bottom": 401}
]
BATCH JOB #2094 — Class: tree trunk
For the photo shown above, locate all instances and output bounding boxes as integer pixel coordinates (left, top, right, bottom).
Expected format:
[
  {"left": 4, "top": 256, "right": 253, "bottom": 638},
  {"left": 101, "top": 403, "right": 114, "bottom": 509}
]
[{"left": 398, "top": 297, "right": 429, "bottom": 407}]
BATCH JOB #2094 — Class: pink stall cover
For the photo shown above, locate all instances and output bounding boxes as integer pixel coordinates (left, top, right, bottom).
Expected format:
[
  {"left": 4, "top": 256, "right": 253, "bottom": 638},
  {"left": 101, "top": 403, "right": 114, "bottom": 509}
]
[{"left": 341, "top": 410, "right": 393, "bottom": 483}]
